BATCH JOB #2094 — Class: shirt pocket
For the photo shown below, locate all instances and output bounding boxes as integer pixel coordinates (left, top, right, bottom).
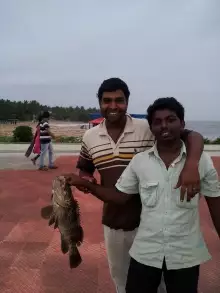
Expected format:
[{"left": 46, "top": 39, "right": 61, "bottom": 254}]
[
  {"left": 175, "top": 188, "right": 200, "bottom": 209},
  {"left": 140, "top": 182, "right": 159, "bottom": 208}
]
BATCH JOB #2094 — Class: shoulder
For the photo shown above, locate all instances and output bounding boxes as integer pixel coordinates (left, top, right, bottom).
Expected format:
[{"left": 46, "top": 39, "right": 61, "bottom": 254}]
[
  {"left": 131, "top": 118, "right": 153, "bottom": 139},
  {"left": 132, "top": 118, "right": 149, "bottom": 129},
  {"left": 130, "top": 147, "right": 152, "bottom": 166},
  {"left": 82, "top": 125, "right": 100, "bottom": 144}
]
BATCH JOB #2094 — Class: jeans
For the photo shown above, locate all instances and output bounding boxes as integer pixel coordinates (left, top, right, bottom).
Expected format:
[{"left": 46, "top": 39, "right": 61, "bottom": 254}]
[
  {"left": 39, "top": 142, "right": 54, "bottom": 168},
  {"left": 126, "top": 258, "right": 199, "bottom": 293},
  {"left": 103, "top": 226, "right": 167, "bottom": 293}
]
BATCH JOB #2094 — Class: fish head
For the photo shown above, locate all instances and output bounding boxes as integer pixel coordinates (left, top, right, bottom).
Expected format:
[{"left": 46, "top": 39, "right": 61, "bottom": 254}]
[{"left": 52, "top": 176, "right": 73, "bottom": 207}]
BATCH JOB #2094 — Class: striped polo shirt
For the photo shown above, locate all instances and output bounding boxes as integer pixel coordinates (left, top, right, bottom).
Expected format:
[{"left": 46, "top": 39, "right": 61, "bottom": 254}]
[
  {"left": 76, "top": 114, "right": 155, "bottom": 230},
  {"left": 40, "top": 119, "right": 51, "bottom": 144}
]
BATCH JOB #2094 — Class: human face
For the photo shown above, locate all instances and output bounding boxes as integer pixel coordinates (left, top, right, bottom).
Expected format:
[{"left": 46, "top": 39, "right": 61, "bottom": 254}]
[
  {"left": 150, "top": 109, "right": 185, "bottom": 143},
  {"left": 99, "top": 90, "right": 128, "bottom": 124}
]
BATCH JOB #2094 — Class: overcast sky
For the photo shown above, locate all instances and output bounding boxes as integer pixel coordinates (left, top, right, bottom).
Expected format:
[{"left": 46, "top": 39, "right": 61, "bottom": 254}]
[{"left": 0, "top": 0, "right": 219, "bottom": 120}]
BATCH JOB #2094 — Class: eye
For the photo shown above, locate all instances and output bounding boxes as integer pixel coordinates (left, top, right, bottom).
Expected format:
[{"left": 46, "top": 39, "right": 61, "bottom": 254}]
[
  {"left": 115, "top": 97, "right": 125, "bottom": 104},
  {"left": 168, "top": 117, "right": 177, "bottom": 123},
  {"left": 102, "top": 98, "right": 111, "bottom": 104},
  {"left": 102, "top": 97, "right": 126, "bottom": 105},
  {"left": 153, "top": 119, "right": 161, "bottom": 126}
]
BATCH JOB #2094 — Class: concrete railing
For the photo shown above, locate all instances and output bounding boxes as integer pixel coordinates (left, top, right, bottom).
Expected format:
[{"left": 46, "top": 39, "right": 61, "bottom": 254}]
[{"left": 1, "top": 143, "right": 220, "bottom": 154}]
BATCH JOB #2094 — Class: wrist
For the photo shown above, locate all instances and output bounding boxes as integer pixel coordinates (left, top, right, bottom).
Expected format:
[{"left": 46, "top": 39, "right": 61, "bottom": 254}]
[
  {"left": 185, "top": 159, "right": 199, "bottom": 168},
  {"left": 82, "top": 179, "right": 93, "bottom": 190}
]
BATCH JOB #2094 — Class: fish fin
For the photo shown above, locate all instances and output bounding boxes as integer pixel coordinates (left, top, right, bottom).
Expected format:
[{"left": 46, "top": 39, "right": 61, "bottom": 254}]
[
  {"left": 48, "top": 214, "right": 56, "bottom": 226},
  {"left": 40, "top": 205, "right": 53, "bottom": 219},
  {"left": 76, "top": 226, "right": 84, "bottom": 246},
  {"left": 61, "top": 235, "right": 69, "bottom": 254},
  {"left": 54, "top": 217, "right": 59, "bottom": 229},
  {"left": 69, "top": 246, "right": 82, "bottom": 269}
]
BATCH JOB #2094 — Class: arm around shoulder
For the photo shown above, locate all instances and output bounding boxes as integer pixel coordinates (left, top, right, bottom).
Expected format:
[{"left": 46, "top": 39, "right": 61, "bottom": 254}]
[{"left": 181, "top": 130, "right": 204, "bottom": 162}]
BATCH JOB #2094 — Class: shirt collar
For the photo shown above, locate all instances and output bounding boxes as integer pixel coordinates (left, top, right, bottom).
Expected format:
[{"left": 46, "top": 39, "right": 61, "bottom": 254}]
[
  {"left": 98, "top": 114, "right": 135, "bottom": 136},
  {"left": 149, "top": 140, "right": 187, "bottom": 163}
]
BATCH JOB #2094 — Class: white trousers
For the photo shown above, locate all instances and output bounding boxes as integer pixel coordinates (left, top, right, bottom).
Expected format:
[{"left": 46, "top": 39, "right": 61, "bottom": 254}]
[{"left": 103, "top": 225, "right": 167, "bottom": 293}]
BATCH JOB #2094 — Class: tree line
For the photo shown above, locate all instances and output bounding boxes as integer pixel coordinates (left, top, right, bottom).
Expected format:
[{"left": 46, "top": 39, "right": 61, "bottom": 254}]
[{"left": 0, "top": 99, "right": 99, "bottom": 122}]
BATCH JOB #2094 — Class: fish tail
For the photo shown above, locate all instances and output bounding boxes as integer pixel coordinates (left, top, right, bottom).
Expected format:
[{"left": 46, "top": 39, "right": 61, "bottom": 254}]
[{"left": 69, "top": 245, "right": 82, "bottom": 269}]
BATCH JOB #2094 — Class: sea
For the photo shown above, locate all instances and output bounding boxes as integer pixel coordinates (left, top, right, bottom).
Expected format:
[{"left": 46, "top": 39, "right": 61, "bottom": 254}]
[
  {"left": 51, "top": 121, "right": 220, "bottom": 140},
  {"left": 185, "top": 121, "right": 220, "bottom": 140}
]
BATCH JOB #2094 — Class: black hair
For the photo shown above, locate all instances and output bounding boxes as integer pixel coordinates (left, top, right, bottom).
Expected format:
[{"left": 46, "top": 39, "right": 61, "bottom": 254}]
[
  {"left": 97, "top": 77, "right": 130, "bottom": 101},
  {"left": 146, "top": 97, "right": 185, "bottom": 126},
  {"left": 42, "top": 110, "right": 50, "bottom": 119},
  {"left": 37, "top": 113, "right": 43, "bottom": 123}
]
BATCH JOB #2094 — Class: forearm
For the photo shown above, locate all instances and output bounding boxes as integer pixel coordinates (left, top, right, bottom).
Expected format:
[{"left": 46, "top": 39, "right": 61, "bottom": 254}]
[
  {"left": 84, "top": 180, "right": 131, "bottom": 204},
  {"left": 71, "top": 178, "right": 130, "bottom": 204},
  {"left": 183, "top": 130, "right": 204, "bottom": 163},
  {"left": 206, "top": 197, "right": 220, "bottom": 238},
  {"left": 210, "top": 213, "right": 220, "bottom": 238}
]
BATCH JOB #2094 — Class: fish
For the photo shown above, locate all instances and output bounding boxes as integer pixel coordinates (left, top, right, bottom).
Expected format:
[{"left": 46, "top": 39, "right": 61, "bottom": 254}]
[{"left": 40, "top": 175, "right": 84, "bottom": 269}]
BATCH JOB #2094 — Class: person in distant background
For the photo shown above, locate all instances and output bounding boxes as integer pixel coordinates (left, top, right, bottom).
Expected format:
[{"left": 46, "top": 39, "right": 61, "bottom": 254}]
[
  {"left": 38, "top": 111, "right": 57, "bottom": 171},
  {"left": 25, "top": 112, "right": 42, "bottom": 162},
  {"left": 30, "top": 113, "right": 42, "bottom": 165}
]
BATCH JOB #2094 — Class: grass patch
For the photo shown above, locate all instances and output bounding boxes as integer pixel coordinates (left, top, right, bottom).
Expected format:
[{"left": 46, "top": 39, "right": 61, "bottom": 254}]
[
  {"left": 0, "top": 135, "right": 220, "bottom": 145},
  {"left": 203, "top": 137, "right": 220, "bottom": 145},
  {"left": 55, "top": 136, "right": 82, "bottom": 143},
  {"left": 0, "top": 136, "right": 13, "bottom": 143}
]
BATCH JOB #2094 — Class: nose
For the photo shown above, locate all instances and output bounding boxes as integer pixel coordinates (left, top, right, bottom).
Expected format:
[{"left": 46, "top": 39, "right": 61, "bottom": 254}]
[
  {"left": 109, "top": 100, "right": 117, "bottom": 109},
  {"left": 161, "top": 120, "right": 168, "bottom": 129}
]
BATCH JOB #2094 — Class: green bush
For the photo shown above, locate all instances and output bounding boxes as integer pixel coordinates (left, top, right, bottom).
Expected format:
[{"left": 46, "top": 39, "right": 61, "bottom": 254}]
[
  {"left": 56, "top": 136, "right": 82, "bottom": 143},
  {"left": 0, "top": 136, "right": 13, "bottom": 143},
  {"left": 203, "top": 138, "right": 210, "bottom": 144},
  {"left": 1, "top": 134, "right": 220, "bottom": 145},
  {"left": 212, "top": 137, "right": 220, "bottom": 145},
  {"left": 13, "top": 125, "right": 33, "bottom": 142},
  {"left": 203, "top": 137, "right": 220, "bottom": 145}
]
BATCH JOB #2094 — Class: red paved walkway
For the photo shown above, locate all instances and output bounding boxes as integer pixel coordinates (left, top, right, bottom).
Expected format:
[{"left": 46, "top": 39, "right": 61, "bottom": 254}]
[{"left": 0, "top": 156, "right": 220, "bottom": 293}]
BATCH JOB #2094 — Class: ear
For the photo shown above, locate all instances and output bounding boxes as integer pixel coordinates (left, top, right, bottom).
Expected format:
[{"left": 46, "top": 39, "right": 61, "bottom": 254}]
[{"left": 181, "top": 120, "right": 185, "bottom": 130}]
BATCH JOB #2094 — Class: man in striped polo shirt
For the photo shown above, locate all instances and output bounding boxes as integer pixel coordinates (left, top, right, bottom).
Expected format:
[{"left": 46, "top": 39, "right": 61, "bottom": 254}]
[
  {"left": 76, "top": 78, "right": 203, "bottom": 293},
  {"left": 39, "top": 111, "right": 57, "bottom": 171}
]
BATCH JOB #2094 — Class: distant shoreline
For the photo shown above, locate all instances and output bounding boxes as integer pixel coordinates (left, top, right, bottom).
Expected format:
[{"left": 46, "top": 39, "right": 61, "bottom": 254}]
[{"left": 0, "top": 120, "right": 220, "bottom": 140}]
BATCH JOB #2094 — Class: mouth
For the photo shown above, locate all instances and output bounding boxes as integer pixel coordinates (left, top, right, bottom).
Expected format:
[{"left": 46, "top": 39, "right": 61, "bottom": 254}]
[
  {"left": 107, "top": 112, "right": 120, "bottom": 119},
  {"left": 160, "top": 131, "right": 171, "bottom": 138}
]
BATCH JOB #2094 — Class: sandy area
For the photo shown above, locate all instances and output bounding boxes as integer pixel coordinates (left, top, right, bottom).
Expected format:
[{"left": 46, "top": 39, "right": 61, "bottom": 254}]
[{"left": 0, "top": 121, "right": 87, "bottom": 137}]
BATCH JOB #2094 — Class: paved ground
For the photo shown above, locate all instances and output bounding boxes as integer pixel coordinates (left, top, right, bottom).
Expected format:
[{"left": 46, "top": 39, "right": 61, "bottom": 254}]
[
  {"left": 0, "top": 153, "right": 78, "bottom": 170},
  {"left": 0, "top": 142, "right": 220, "bottom": 155},
  {"left": 0, "top": 143, "right": 81, "bottom": 153},
  {"left": 0, "top": 155, "right": 220, "bottom": 293}
]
